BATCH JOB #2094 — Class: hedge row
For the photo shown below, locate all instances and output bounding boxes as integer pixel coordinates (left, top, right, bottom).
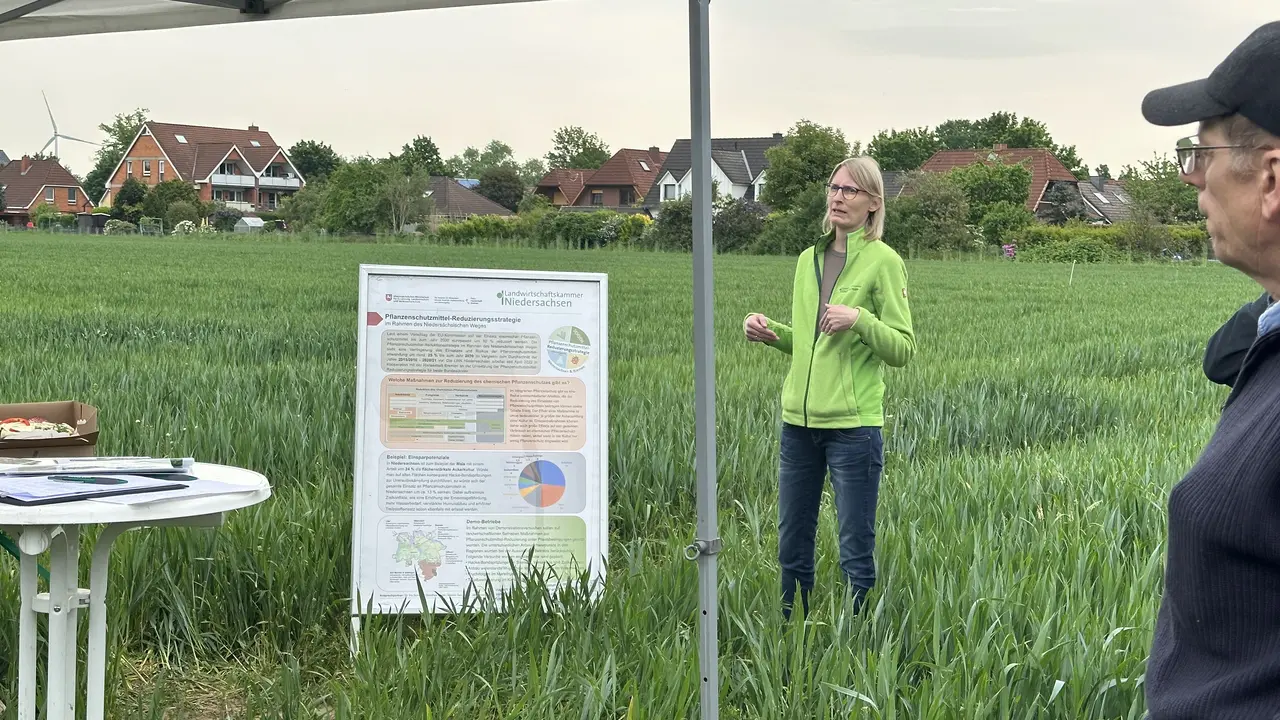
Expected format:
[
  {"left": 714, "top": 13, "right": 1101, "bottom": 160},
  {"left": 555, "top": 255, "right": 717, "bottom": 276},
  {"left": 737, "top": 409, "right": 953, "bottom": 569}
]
[
  {"left": 433, "top": 211, "right": 654, "bottom": 250},
  {"left": 1002, "top": 223, "right": 1211, "bottom": 263}
]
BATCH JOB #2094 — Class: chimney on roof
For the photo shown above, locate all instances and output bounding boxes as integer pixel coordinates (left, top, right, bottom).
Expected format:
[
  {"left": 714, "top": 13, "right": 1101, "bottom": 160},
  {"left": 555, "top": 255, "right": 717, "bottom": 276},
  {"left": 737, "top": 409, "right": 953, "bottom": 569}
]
[
  {"left": 649, "top": 146, "right": 660, "bottom": 154},
  {"left": 773, "top": 132, "right": 783, "bottom": 139},
  {"left": 993, "top": 144, "right": 1008, "bottom": 151},
  {"left": 249, "top": 124, "right": 259, "bottom": 132},
  {"left": 20, "top": 155, "right": 31, "bottom": 174},
  {"left": 1090, "top": 176, "right": 1106, "bottom": 192}
]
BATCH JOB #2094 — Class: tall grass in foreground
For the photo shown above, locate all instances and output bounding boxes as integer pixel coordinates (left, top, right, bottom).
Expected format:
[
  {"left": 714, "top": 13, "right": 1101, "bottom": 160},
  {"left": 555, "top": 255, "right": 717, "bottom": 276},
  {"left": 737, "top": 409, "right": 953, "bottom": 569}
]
[{"left": 0, "top": 235, "right": 1256, "bottom": 718}]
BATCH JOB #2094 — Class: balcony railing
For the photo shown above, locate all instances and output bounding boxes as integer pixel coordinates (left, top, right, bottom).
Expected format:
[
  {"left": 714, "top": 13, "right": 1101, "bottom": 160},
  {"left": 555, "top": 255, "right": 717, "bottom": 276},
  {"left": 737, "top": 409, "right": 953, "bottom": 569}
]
[
  {"left": 210, "top": 173, "right": 256, "bottom": 188},
  {"left": 223, "top": 201, "right": 254, "bottom": 213},
  {"left": 259, "top": 176, "right": 302, "bottom": 189}
]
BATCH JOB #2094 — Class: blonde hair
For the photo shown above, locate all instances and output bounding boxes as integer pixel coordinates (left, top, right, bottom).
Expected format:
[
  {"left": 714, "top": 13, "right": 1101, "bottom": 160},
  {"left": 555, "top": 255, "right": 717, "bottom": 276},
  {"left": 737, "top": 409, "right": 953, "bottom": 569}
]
[{"left": 822, "top": 155, "right": 886, "bottom": 240}]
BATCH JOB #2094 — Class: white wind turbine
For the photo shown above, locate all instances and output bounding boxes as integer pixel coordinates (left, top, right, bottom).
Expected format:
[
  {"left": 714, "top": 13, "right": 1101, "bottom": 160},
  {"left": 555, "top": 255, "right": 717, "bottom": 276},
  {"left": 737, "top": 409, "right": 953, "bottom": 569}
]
[{"left": 38, "top": 91, "right": 97, "bottom": 160}]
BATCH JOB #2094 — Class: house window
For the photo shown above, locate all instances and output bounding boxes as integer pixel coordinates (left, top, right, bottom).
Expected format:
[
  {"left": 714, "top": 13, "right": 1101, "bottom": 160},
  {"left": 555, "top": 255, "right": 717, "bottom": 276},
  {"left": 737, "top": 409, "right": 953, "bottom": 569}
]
[
  {"left": 159, "top": 160, "right": 165, "bottom": 180},
  {"left": 220, "top": 162, "right": 237, "bottom": 175},
  {"left": 591, "top": 190, "right": 604, "bottom": 206},
  {"left": 639, "top": 160, "right": 650, "bottom": 172},
  {"left": 143, "top": 160, "right": 151, "bottom": 177},
  {"left": 45, "top": 187, "right": 54, "bottom": 204},
  {"left": 67, "top": 188, "right": 76, "bottom": 204},
  {"left": 619, "top": 187, "right": 635, "bottom": 206},
  {"left": 663, "top": 184, "right": 676, "bottom": 201},
  {"left": 175, "top": 134, "right": 188, "bottom": 144},
  {"left": 127, "top": 160, "right": 133, "bottom": 176},
  {"left": 1093, "top": 192, "right": 1110, "bottom": 204}
]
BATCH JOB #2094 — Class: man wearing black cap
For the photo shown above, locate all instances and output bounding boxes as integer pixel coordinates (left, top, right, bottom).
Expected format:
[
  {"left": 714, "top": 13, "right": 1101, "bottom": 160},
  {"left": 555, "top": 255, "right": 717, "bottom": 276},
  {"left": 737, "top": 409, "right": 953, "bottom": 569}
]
[{"left": 1140, "top": 20, "right": 1280, "bottom": 719}]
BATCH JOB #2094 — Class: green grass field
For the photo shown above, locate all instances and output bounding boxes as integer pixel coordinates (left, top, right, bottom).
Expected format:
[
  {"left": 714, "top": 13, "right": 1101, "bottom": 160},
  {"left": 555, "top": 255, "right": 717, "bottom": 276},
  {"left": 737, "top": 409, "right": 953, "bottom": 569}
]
[{"left": 0, "top": 234, "right": 1260, "bottom": 718}]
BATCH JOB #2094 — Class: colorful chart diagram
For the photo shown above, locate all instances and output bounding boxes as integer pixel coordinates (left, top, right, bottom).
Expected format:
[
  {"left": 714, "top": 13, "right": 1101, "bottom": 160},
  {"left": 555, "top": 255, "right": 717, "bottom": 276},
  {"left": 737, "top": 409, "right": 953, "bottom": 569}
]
[
  {"left": 518, "top": 460, "right": 566, "bottom": 508},
  {"left": 547, "top": 326, "right": 591, "bottom": 373}
]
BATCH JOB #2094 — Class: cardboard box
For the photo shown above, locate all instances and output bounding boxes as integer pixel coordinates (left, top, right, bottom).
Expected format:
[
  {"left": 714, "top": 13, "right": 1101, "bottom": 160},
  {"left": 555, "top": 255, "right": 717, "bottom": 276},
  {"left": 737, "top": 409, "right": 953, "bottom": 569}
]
[{"left": 0, "top": 401, "right": 99, "bottom": 458}]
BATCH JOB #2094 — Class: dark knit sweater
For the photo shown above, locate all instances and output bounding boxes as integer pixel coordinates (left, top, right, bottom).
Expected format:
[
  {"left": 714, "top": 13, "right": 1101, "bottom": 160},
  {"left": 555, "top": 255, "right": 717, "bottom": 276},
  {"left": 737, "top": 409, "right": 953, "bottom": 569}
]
[{"left": 1145, "top": 325, "right": 1280, "bottom": 719}]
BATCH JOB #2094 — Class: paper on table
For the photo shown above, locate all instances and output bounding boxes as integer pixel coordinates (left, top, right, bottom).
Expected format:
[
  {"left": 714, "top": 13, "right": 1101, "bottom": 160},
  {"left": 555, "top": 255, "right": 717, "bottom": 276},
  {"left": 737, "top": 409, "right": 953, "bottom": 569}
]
[
  {"left": 0, "top": 473, "right": 182, "bottom": 503},
  {"left": 89, "top": 478, "right": 257, "bottom": 505}
]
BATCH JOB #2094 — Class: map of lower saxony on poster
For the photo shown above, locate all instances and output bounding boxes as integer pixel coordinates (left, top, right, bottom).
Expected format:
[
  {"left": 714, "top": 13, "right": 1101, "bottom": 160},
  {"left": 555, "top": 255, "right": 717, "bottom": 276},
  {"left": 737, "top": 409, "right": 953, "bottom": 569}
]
[{"left": 351, "top": 265, "right": 607, "bottom": 615}]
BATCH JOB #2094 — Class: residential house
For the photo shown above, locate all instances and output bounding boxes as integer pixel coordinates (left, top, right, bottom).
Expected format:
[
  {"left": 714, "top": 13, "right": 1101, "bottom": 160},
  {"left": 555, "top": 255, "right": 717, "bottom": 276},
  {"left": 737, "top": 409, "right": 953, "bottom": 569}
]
[
  {"left": 535, "top": 168, "right": 595, "bottom": 207},
  {"left": 101, "top": 121, "right": 305, "bottom": 213},
  {"left": 918, "top": 145, "right": 1079, "bottom": 215},
  {"left": 881, "top": 170, "right": 908, "bottom": 200},
  {"left": 536, "top": 146, "right": 667, "bottom": 209},
  {"left": 643, "top": 133, "right": 785, "bottom": 208},
  {"left": 1074, "top": 175, "right": 1135, "bottom": 225},
  {"left": 576, "top": 147, "right": 666, "bottom": 208},
  {"left": 425, "top": 176, "right": 513, "bottom": 223},
  {"left": 0, "top": 155, "right": 94, "bottom": 226}
]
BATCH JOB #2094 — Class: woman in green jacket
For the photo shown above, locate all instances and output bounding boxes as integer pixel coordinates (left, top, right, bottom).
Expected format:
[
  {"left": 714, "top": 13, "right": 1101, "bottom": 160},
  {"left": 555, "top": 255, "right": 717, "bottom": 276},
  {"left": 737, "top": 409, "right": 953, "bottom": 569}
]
[{"left": 744, "top": 155, "right": 915, "bottom": 619}]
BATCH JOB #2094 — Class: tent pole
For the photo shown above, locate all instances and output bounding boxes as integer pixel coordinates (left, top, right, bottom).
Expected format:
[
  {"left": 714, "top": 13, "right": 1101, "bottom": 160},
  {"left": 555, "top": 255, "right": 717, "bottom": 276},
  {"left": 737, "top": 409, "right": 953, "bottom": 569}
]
[{"left": 686, "top": 0, "right": 719, "bottom": 719}]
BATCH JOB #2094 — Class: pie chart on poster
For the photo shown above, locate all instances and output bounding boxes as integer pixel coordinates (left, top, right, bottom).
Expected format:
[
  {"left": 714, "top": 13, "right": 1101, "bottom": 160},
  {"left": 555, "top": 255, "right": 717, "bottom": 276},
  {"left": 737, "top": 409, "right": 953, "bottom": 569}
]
[{"left": 518, "top": 460, "right": 566, "bottom": 508}]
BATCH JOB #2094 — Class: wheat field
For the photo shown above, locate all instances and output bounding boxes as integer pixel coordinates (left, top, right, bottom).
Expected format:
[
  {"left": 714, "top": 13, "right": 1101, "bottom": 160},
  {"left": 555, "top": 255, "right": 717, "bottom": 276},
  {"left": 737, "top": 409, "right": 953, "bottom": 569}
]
[{"left": 0, "top": 234, "right": 1258, "bottom": 718}]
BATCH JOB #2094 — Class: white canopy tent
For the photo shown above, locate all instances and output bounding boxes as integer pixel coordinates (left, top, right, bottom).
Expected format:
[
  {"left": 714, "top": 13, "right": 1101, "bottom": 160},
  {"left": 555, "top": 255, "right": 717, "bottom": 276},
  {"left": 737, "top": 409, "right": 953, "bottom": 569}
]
[{"left": 0, "top": 2, "right": 725, "bottom": 719}]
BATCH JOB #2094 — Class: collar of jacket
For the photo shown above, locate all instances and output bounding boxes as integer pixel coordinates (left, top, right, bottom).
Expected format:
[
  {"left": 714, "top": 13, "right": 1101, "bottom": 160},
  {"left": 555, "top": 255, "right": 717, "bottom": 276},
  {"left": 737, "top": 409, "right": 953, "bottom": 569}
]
[{"left": 815, "top": 225, "right": 869, "bottom": 253}]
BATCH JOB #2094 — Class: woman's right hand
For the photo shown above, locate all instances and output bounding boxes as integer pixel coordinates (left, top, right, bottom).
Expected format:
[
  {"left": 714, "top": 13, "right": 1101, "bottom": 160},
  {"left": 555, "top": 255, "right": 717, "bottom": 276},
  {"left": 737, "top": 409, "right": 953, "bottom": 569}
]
[{"left": 744, "top": 313, "right": 778, "bottom": 343}]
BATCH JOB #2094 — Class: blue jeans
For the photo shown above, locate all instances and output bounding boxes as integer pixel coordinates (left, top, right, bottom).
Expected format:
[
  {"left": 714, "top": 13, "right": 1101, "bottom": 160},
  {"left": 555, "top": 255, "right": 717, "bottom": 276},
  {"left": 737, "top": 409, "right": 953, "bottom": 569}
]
[{"left": 778, "top": 422, "right": 884, "bottom": 617}]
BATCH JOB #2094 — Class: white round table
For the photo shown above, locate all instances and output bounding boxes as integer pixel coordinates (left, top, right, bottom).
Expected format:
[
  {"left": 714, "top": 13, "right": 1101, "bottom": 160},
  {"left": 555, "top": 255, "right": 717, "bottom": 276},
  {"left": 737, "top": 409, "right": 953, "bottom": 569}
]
[{"left": 0, "top": 462, "right": 271, "bottom": 720}]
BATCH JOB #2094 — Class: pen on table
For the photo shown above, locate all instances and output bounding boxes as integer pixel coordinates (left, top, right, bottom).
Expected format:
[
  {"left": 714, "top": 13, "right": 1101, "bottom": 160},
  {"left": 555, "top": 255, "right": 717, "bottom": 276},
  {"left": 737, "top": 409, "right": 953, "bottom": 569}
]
[{"left": 50, "top": 475, "right": 128, "bottom": 486}]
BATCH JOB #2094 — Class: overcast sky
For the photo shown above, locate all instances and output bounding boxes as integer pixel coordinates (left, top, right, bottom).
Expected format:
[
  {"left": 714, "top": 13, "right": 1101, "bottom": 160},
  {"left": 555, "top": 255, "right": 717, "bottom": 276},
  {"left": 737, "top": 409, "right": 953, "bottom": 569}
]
[{"left": 1, "top": 0, "right": 1275, "bottom": 182}]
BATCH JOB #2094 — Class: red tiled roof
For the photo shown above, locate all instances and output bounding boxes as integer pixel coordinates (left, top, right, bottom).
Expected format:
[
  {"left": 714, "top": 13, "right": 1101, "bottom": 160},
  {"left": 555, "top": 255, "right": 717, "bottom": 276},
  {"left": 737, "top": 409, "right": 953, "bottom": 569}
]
[
  {"left": 920, "top": 147, "right": 1077, "bottom": 211},
  {"left": 146, "top": 121, "right": 286, "bottom": 180},
  {"left": 0, "top": 158, "right": 88, "bottom": 210},
  {"left": 536, "top": 168, "right": 595, "bottom": 205},
  {"left": 585, "top": 148, "right": 668, "bottom": 193}
]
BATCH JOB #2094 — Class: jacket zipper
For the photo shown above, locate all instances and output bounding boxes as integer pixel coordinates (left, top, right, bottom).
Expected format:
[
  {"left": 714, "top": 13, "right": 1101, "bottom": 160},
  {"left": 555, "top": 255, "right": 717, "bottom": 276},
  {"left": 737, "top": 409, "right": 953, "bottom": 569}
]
[{"left": 803, "top": 243, "right": 849, "bottom": 426}]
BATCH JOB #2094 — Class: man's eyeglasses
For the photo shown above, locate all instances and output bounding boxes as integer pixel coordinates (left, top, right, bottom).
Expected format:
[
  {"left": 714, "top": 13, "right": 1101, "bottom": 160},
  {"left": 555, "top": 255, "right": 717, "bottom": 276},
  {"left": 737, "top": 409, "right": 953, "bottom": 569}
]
[
  {"left": 1176, "top": 135, "right": 1250, "bottom": 175},
  {"left": 827, "top": 183, "right": 869, "bottom": 200}
]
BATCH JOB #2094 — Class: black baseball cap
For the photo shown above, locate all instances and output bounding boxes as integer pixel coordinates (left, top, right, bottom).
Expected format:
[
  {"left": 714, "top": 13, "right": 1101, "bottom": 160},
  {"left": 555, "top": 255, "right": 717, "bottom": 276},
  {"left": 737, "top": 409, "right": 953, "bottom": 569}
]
[{"left": 1142, "top": 21, "right": 1280, "bottom": 137}]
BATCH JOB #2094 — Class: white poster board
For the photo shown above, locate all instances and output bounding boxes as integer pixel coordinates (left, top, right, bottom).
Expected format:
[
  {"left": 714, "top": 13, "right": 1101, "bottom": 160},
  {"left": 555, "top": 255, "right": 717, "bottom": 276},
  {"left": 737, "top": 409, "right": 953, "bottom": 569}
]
[{"left": 350, "top": 264, "right": 608, "bottom": 615}]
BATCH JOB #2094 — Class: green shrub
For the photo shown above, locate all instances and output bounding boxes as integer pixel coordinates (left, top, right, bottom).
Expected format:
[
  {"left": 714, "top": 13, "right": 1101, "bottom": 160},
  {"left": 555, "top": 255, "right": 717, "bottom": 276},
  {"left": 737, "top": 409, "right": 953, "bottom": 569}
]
[
  {"left": 1019, "top": 235, "right": 1124, "bottom": 264},
  {"left": 532, "top": 212, "right": 614, "bottom": 249},
  {"left": 166, "top": 201, "right": 201, "bottom": 228},
  {"left": 103, "top": 219, "right": 137, "bottom": 235},
  {"left": 435, "top": 214, "right": 529, "bottom": 245},
  {"left": 712, "top": 199, "right": 768, "bottom": 253},
  {"left": 978, "top": 201, "right": 1035, "bottom": 245},
  {"left": 646, "top": 199, "right": 693, "bottom": 252},
  {"left": 751, "top": 182, "right": 827, "bottom": 256}
]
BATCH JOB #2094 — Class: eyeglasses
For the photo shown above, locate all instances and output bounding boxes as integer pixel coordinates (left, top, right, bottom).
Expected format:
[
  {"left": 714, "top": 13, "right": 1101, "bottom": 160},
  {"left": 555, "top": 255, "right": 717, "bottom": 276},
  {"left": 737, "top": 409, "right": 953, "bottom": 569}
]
[
  {"left": 1175, "top": 135, "right": 1250, "bottom": 175},
  {"left": 827, "top": 183, "right": 871, "bottom": 200}
]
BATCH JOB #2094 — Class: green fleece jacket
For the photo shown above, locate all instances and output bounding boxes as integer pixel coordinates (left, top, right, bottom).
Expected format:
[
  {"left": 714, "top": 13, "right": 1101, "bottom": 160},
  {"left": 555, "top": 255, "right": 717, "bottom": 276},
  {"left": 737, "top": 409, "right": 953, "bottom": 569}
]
[{"left": 754, "top": 228, "right": 915, "bottom": 428}]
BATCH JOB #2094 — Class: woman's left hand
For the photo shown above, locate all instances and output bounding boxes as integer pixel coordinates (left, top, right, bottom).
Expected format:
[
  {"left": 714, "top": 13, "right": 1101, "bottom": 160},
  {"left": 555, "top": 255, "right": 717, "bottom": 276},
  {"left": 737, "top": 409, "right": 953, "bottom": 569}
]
[{"left": 820, "top": 304, "right": 860, "bottom": 335}]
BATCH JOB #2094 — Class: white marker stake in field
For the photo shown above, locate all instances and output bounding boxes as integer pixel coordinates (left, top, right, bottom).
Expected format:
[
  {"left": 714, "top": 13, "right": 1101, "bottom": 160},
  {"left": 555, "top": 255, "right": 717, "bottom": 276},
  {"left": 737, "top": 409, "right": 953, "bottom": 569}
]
[{"left": 350, "top": 265, "right": 608, "bottom": 621}]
